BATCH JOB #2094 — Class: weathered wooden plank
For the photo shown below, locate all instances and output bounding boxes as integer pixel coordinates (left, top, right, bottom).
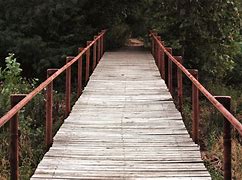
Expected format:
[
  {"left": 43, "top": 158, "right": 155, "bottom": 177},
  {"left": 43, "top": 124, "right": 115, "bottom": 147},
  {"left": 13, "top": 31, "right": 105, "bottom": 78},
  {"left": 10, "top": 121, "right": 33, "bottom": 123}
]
[
  {"left": 32, "top": 178, "right": 211, "bottom": 180},
  {"left": 32, "top": 170, "right": 211, "bottom": 178}
]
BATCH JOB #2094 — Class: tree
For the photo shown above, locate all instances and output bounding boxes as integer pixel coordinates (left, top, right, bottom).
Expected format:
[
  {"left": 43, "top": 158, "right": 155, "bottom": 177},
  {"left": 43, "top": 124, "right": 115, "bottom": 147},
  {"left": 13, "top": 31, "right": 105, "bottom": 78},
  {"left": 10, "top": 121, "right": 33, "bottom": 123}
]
[{"left": 145, "top": 0, "right": 241, "bottom": 80}]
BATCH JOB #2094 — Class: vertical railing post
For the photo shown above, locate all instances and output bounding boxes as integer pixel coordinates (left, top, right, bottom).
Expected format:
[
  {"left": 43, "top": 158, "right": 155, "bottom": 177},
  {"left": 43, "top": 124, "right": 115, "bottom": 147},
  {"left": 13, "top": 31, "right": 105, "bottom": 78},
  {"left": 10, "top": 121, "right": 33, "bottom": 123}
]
[
  {"left": 98, "top": 33, "right": 102, "bottom": 61},
  {"left": 214, "top": 96, "right": 231, "bottom": 180},
  {"left": 101, "top": 30, "right": 106, "bottom": 53},
  {"left": 153, "top": 32, "right": 158, "bottom": 60},
  {"left": 98, "top": 32, "right": 102, "bottom": 57},
  {"left": 100, "top": 31, "right": 104, "bottom": 56},
  {"left": 77, "top": 48, "right": 84, "bottom": 97},
  {"left": 100, "top": 34, "right": 103, "bottom": 57},
  {"left": 155, "top": 41, "right": 158, "bottom": 66},
  {"left": 159, "top": 41, "right": 164, "bottom": 74},
  {"left": 65, "top": 56, "right": 74, "bottom": 118},
  {"left": 175, "top": 56, "right": 183, "bottom": 112},
  {"left": 97, "top": 36, "right": 101, "bottom": 63},
  {"left": 157, "top": 36, "right": 161, "bottom": 69},
  {"left": 161, "top": 41, "right": 165, "bottom": 79},
  {"left": 166, "top": 48, "right": 173, "bottom": 95},
  {"left": 153, "top": 36, "right": 156, "bottom": 59},
  {"left": 10, "top": 94, "right": 26, "bottom": 180},
  {"left": 93, "top": 37, "right": 97, "bottom": 71},
  {"left": 85, "top": 41, "right": 91, "bottom": 83},
  {"left": 46, "top": 69, "right": 58, "bottom": 149},
  {"left": 151, "top": 35, "right": 154, "bottom": 56},
  {"left": 188, "top": 69, "right": 199, "bottom": 144},
  {"left": 154, "top": 39, "right": 156, "bottom": 61},
  {"left": 155, "top": 38, "right": 158, "bottom": 65}
]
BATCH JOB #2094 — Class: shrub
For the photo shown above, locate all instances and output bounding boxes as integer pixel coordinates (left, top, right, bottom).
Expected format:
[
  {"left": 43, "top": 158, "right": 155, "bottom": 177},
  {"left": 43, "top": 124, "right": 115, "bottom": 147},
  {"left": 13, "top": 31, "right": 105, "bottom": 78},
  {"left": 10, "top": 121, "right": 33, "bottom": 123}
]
[{"left": 106, "top": 23, "right": 131, "bottom": 49}]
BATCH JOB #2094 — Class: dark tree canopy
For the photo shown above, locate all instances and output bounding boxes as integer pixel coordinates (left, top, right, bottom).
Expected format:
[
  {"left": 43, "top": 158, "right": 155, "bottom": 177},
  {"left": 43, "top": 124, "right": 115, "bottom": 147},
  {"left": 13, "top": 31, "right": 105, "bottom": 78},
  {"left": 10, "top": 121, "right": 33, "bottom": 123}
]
[{"left": 0, "top": 0, "right": 241, "bottom": 82}]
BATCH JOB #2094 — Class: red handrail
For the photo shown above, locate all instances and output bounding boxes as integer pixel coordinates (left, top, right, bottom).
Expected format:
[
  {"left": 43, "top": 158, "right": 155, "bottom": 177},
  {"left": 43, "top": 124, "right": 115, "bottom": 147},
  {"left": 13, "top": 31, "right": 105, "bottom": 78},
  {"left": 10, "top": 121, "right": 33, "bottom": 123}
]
[
  {"left": 150, "top": 30, "right": 241, "bottom": 180},
  {"left": 150, "top": 31, "right": 242, "bottom": 136},
  {"left": 0, "top": 30, "right": 107, "bottom": 128}
]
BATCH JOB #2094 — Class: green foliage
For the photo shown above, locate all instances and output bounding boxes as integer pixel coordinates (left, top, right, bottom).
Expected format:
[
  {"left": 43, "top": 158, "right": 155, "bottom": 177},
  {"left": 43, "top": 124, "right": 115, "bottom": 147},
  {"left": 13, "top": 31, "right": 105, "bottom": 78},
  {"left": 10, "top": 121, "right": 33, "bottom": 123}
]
[
  {"left": 0, "top": 0, "right": 95, "bottom": 79},
  {"left": 145, "top": 0, "right": 241, "bottom": 80},
  {"left": 0, "top": 53, "right": 22, "bottom": 94},
  {"left": 227, "top": 42, "right": 242, "bottom": 85},
  {"left": 0, "top": 54, "right": 37, "bottom": 115},
  {"left": 0, "top": 0, "right": 144, "bottom": 79},
  {"left": 204, "top": 161, "right": 223, "bottom": 180},
  {"left": 0, "top": 55, "right": 65, "bottom": 179},
  {"left": 180, "top": 79, "right": 242, "bottom": 179},
  {"left": 0, "top": 54, "right": 22, "bottom": 78},
  {"left": 106, "top": 23, "right": 131, "bottom": 49},
  {"left": 0, "top": 54, "right": 41, "bottom": 179}
]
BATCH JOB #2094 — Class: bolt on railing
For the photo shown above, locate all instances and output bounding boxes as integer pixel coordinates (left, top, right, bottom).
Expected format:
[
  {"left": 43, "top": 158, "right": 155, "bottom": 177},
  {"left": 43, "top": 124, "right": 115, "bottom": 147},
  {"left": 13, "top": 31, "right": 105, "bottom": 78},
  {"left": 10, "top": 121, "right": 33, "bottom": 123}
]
[
  {"left": 150, "top": 30, "right": 242, "bottom": 180},
  {"left": 0, "top": 30, "right": 107, "bottom": 180}
]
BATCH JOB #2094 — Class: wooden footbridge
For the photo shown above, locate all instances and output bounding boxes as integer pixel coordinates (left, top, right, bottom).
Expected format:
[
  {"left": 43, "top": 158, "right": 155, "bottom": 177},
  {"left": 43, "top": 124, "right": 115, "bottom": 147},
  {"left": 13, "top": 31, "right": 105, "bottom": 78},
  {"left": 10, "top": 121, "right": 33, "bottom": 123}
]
[
  {"left": 32, "top": 48, "right": 210, "bottom": 179},
  {"left": 1, "top": 30, "right": 242, "bottom": 179}
]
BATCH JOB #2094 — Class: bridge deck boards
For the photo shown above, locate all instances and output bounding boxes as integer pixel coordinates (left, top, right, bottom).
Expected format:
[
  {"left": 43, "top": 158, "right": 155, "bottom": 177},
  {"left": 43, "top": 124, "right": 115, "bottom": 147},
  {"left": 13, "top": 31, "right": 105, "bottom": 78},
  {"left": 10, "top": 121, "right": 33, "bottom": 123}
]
[{"left": 31, "top": 47, "right": 211, "bottom": 179}]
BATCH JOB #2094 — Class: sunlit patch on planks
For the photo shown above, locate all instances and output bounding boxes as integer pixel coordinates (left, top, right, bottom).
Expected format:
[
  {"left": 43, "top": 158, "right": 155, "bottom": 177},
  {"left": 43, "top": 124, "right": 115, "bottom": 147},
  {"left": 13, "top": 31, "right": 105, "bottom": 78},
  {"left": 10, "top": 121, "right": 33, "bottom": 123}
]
[{"left": 31, "top": 47, "right": 211, "bottom": 179}]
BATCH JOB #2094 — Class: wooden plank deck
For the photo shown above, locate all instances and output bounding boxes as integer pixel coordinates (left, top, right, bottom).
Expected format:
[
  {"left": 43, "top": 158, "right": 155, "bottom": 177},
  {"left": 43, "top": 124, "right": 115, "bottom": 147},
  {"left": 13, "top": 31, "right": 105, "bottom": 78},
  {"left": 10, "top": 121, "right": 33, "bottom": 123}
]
[{"left": 31, "top": 47, "right": 211, "bottom": 179}]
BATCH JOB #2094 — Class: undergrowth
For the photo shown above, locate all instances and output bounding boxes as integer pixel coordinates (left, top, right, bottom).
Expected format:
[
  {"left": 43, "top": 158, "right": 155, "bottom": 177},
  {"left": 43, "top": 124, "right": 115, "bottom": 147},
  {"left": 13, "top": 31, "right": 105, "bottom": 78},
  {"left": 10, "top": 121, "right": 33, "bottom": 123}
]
[
  {"left": 181, "top": 81, "right": 242, "bottom": 179},
  {"left": 0, "top": 54, "right": 65, "bottom": 179}
]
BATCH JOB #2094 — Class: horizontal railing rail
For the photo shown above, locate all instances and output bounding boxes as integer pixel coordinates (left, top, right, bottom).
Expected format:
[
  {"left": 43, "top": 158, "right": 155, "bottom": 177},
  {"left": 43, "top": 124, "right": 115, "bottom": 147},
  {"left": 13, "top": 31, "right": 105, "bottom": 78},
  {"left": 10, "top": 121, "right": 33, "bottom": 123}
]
[
  {"left": 0, "top": 30, "right": 106, "bottom": 128},
  {"left": 150, "top": 30, "right": 242, "bottom": 180},
  {"left": 0, "top": 29, "right": 107, "bottom": 180}
]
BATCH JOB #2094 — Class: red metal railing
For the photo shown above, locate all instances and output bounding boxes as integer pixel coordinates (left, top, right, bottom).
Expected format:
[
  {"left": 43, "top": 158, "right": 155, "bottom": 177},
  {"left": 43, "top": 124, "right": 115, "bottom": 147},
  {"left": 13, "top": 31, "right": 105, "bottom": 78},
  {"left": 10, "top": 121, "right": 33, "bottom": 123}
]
[
  {"left": 0, "top": 29, "right": 107, "bottom": 180},
  {"left": 150, "top": 31, "right": 242, "bottom": 180}
]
